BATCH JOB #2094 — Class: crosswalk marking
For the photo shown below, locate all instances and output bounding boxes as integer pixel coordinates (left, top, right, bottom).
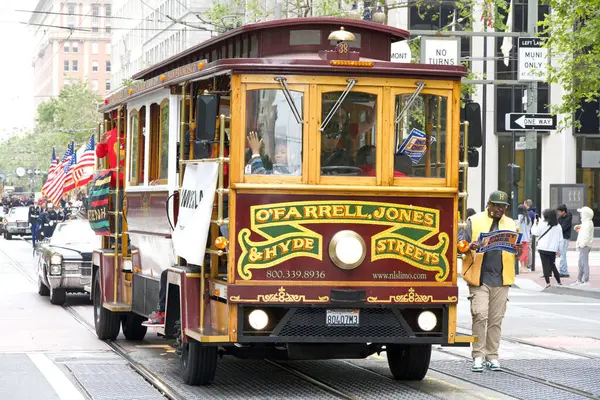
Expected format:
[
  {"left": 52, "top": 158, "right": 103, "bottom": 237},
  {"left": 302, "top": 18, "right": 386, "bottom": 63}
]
[{"left": 27, "top": 353, "right": 85, "bottom": 400}]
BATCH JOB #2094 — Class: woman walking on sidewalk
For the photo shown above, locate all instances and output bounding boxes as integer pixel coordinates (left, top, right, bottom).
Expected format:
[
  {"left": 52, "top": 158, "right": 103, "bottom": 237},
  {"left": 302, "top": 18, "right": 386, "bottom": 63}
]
[
  {"left": 572, "top": 206, "right": 595, "bottom": 286},
  {"left": 532, "top": 209, "right": 563, "bottom": 288},
  {"left": 517, "top": 205, "right": 531, "bottom": 272}
]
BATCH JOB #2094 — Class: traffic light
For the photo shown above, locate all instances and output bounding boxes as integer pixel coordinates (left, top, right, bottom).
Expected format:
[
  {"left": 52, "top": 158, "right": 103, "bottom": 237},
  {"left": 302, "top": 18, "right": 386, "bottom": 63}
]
[{"left": 507, "top": 163, "right": 521, "bottom": 185}]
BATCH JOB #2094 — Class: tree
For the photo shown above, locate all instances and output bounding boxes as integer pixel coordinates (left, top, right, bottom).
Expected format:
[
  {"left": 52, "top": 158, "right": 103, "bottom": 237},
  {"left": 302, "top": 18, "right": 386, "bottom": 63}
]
[
  {"left": 540, "top": 0, "right": 600, "bottom": 126},
  {"left": 0, "top": 80, "right": 102, "bottom": 192}
]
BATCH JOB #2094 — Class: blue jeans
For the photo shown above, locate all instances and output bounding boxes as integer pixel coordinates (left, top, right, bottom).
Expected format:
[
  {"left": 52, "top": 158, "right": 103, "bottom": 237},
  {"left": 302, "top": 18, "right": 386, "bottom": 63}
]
[
  {"left": 31, "top": 223, "right": 39, "bottom": 247},
  {"left": 558, "top": 238, "right": 569, "bottom": 275}
]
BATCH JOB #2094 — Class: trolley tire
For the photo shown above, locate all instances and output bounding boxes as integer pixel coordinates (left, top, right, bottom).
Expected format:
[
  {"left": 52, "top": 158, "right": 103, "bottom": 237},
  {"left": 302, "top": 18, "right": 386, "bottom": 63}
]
[
  {"left": 180, "top": 340, "right": 217, "bottom": 386},
  {"left": 122, "top": 314, "right": 148, "bottom": 341},
  {"left": 386, "top": 344, "right": 432, "bottom": 381},
  {"left": 49, "top": 287, "right": 66, "bottom": 305},
  {"left": 93, "top": 270, "right": 121, "bottom": 340},
  {"left": 38, "top": 276, "right": 50, "bottom": 296}
]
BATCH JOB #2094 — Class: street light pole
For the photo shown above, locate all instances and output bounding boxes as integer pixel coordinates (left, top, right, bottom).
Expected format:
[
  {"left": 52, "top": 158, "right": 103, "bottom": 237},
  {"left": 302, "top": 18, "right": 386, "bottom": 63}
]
[{"left": 524, "top": 0, "right": 539, "bottom": 206}]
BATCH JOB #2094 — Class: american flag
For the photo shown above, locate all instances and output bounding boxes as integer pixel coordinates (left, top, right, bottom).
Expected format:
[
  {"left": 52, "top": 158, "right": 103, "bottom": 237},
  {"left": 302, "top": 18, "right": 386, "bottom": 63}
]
[
  {"left": 41, "top": 148, "right": 57, "bottom": 197},
  {"left": 45, "top": 143, "right": 74, "bottom": 205},
  {"left": 63, "top": 142, "right": 77, "bottom": 192},
  {"left": 74, "top": 135, "right": 95, "bottom": 187}
]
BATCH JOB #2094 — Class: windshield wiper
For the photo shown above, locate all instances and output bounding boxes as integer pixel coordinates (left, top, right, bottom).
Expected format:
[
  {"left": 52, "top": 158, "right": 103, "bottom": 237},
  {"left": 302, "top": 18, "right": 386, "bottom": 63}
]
[
  {"left": 319, "top": 78, "right": 357, "bottom": 132},
  {"left": 394, "top": 81, "right": 426, "bottom": 124},
  {"left": 274, "top": 77, "right": 304, "bottom": 124}
]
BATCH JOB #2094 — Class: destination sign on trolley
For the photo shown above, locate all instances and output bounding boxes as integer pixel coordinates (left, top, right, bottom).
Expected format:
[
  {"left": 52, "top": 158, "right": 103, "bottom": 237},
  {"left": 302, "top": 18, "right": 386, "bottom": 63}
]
[{"left": 505, "top": 113, "right": 557, "bottom": 131}]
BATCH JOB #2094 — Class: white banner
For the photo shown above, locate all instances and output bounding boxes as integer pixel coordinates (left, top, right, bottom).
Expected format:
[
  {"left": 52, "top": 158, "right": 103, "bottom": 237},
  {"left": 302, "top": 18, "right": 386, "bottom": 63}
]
[{"left": 172, "top": 162, "right": 219, "bottom": 265}]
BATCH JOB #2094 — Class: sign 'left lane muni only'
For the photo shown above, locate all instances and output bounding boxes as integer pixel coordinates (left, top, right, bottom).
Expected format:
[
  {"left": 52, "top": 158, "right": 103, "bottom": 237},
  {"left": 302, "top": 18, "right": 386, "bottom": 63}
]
[{"left": 505, "top": 113, "right": 557, "bottom": 131}]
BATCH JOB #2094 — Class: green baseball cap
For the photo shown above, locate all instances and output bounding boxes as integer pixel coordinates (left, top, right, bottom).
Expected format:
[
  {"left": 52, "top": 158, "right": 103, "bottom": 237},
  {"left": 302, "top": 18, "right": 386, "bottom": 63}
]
[{"left": 488, "top": 190, "right": 510, "bottom": 206}]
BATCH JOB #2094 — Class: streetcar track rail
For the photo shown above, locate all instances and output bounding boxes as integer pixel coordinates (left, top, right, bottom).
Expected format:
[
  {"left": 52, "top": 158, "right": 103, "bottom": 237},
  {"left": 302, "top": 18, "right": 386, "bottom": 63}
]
[
  {"left": 0, "top": 246, "right": 181, "bottom": 400},
  {"left": 432, "top": 346, "right": 600, "bottom": 400}
]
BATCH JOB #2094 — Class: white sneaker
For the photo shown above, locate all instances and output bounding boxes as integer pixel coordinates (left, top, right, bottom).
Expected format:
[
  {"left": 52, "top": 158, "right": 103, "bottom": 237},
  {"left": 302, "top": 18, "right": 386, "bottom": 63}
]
[
  {"left": 570, "top": 281, "right": 582, "bottom": 286},
  {"left": 486, "top": 359, "right": 502, "bottom": 371},
  {"left": 580, "top": 282, "right": 590, "bottom": 286},
  {"left": 471, "top": 356, "right": 484, "bottom": 372}
]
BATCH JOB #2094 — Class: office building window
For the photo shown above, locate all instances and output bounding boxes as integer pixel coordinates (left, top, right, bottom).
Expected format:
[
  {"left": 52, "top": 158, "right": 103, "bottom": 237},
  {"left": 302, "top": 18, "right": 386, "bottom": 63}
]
[
  {"left": 72, "top": 60, "right": 78, "bottom": 72},
  {"left": 64, "top": 60, "right": 69, "bottom": 71},
  {"left": 92, "top": 4, "right": 99, "bottom": 32},
  {"left": 63, "top": 42, "right": 69, "bottom": 52},
  {"left": 67, "top": 4, "right": 75, "bottom": 28},
  {"left": 106, "top": 80, "right": 111, "bottom": 91},
  {"left": 105, "top": 5, "right": 112, "bottom": 33},
  {"left": 91, "top": 80, "right": 99, "bottom": 91},
  {"left": 72, "top": 42, "right": 78, "bottom": 53},
  {"left": 92, "top": 42, "right": 98, "bottom": 54},
  {"left": 92, "top": 61, "right": 99, "bottom": 72},
  {"left": 106, "top": 61, "right": 111, "bottom": 72}
]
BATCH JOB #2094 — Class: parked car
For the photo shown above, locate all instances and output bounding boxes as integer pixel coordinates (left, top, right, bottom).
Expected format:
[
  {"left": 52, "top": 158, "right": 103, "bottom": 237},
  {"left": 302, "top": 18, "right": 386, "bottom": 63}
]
[
  {"left": 36, "top": 219, "right": 100, "bottom": 305},
  {"left": 3, "top": 206, "right": 31, "bottom": 240}
]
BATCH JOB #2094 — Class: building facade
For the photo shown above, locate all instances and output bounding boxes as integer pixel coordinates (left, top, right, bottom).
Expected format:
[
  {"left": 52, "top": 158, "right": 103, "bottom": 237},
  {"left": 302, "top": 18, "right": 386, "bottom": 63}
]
[
  {"left": 111, "top": 0, "right": 212, "bottom": 91},
  {"left": 31, "top": 0, "right": 113, "bottom": 109}
]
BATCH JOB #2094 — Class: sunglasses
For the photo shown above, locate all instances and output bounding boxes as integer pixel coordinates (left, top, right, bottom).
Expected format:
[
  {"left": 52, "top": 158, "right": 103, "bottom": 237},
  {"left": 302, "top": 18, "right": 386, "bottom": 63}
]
[{"left": 324, "top": 133, "right": 341, "bottom": 140}]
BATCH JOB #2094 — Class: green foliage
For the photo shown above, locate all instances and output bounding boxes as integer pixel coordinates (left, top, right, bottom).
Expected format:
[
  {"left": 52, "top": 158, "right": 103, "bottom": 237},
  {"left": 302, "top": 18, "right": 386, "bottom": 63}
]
[
  {"left": 0, "top": 80, "right": 101, "bottom": 191},
  {"left": 540, "top": 0, "right": 600, "bottom": 128}
]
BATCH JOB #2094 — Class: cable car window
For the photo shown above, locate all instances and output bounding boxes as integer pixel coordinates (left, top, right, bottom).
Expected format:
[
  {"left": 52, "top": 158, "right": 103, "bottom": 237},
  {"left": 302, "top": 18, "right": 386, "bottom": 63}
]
[
  {"left": 394, "top": 93, "right": 447, "bottom": 178},
  {"left": 320, "top": 91, "right": 377, "bottom": 177},
  {"left": 159, "top": 102, "right": 169, "bottom": 180},
  {"left": 130, "top": 112, "right": 139, "bottom": 184},
  {"left": 244, "top": 89, "right": 303, "bottom": 176},
  {"left": 290, "top": 30, "right": 321, "bottom": 45}
]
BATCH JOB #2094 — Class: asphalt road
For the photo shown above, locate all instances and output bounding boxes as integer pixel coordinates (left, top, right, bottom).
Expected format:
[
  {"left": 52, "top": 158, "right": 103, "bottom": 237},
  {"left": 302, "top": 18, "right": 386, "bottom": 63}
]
[{"left": 2, "top": 236, "right": 600, "bottom": 400}]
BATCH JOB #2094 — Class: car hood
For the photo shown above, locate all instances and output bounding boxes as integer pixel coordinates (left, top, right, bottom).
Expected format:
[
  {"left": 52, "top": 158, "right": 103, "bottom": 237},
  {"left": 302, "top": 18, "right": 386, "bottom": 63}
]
[{"left": 46, "top": 244, "right": 95, "bottom": 260}]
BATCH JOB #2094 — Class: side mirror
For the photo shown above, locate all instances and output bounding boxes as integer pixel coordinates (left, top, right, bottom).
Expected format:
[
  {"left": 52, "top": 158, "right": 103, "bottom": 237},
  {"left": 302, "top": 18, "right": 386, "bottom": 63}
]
[
  {"left": 195, "top": 94, "right": 218, "bottom": 142},
  {"left": 461, "top": 101, "right": 483, "bottom": 148}
]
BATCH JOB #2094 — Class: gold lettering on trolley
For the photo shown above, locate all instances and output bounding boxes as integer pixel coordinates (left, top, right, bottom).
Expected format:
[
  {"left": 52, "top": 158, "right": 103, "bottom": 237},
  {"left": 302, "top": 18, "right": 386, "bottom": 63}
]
[
  {"left": 228, "top": 287, "right": 329, "bottom": 303},
  {"left": 366, "top": 288, "right": 458, "bottom": 304}
]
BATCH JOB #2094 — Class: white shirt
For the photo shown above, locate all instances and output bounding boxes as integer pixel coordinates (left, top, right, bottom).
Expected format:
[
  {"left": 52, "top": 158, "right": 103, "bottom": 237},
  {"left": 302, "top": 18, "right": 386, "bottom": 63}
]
[{"left": 531, "top": 221, "right": 563, "bottom": 253}]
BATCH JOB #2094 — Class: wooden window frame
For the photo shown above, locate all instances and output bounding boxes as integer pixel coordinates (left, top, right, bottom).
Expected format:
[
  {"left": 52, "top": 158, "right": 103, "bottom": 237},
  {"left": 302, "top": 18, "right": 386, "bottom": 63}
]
[
  {"left": 157, "top": 98, "right": 170, "bottom": 183},
  {"left": 389, "top": 87, "right": 455, "bottom": 188},
  {"left": 240, "top": 82, "right": 309, "bottom": 185},
  {"left": 316, "top": 84, "right": 382, "bottom": 187},
  {"left": 129, "top": 108, "right": 141, "bottom": 186}
]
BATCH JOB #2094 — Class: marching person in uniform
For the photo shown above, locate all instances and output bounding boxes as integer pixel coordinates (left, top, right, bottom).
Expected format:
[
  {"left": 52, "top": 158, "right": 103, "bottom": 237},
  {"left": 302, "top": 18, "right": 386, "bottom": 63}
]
[
  {"left": 460, "top": 190, "right": 522, "bottom": 372},
  {"left": 38, "top": 203, "right": 61, "bottom": 240},
  {"left": 28, "top": 200, "right": 41, "bottom": 249}
]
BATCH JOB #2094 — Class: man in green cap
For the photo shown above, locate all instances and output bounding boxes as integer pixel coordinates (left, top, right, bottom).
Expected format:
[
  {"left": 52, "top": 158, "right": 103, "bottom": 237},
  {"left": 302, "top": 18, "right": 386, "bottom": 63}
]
[{"left": 460, "top": 190, "right": 522, "bottom": 372}]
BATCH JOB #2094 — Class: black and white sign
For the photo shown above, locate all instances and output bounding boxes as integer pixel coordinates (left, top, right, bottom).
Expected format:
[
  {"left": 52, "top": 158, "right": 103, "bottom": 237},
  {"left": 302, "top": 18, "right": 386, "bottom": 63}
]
[
  {"left": 420, "top": 37, "right": 460, "bottom": 66},
  {"left": 390, "top": 41, "right": 411, "bottom": 63},
  {"left": 505, "top": 113, "right": 557, "bottom": 131},
  {"left": 518, "top": 37, "right": 548, "bottom": 82}
]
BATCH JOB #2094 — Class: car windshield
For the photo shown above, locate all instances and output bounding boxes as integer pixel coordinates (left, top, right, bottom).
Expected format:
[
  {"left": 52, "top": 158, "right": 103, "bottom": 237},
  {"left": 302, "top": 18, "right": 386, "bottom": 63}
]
[
  {"left": 50, "top": 220, "right": 98, "bottom": 246},
  {"left": 8, "top": 207, "right": 29, "bottom": 221}
]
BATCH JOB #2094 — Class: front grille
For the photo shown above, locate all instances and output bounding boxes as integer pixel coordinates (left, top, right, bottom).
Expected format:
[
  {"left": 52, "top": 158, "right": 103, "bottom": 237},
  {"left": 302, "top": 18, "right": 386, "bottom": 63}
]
[
  {"left": 17, "top": 222, "right": 27, "bottom": 228},
  {"left": 278, "top": 308, "right": 409, "bottom": 339},
  {"left": 63, "top": 262, "right": 81, "bottom": 271}
]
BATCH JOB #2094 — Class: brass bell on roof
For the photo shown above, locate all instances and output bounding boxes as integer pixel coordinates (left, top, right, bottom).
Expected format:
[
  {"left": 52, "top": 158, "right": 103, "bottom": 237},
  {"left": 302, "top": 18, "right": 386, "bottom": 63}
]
[{"left": 328, "top": 27, "right": 356, "bottom": 42}]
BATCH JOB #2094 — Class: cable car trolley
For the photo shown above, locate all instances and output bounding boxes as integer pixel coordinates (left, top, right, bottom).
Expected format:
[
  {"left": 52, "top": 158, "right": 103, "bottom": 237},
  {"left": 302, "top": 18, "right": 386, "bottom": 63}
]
[{"left": 93, "top": 17, "right": 482, "bottom": 386}]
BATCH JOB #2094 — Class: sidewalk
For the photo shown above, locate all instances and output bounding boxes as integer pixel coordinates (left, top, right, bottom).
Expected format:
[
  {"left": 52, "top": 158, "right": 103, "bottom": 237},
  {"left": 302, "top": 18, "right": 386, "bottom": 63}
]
[{"left": 567, "top": 238, "right": 600, "bottom": 251}]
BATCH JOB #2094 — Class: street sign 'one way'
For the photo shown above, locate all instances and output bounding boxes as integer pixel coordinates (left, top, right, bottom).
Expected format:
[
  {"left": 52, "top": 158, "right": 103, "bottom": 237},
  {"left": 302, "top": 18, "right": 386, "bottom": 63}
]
[{"left": 505, "top": 113, "right": 557, "bottom": 131}]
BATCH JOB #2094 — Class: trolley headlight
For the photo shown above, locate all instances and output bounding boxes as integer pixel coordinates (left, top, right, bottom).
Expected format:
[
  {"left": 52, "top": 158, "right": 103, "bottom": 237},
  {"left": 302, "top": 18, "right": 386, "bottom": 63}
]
[
  {"left": 417, "top": 311, "right": 438, "bottom": 331},
  {"left": 329, "top": 230, "right": 366, "bottom": 270},
  {"left": 248, "top": 309, "right": 269, "bottom": 330},
  {"left": 50, "top": 253, "right": 63, "bottom": 265}
]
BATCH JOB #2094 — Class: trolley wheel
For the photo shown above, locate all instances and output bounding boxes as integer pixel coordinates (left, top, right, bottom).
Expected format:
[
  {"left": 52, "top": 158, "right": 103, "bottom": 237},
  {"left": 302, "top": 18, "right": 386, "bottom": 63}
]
[
  {"left": 93, "top": 270, "right": 121, "bottom": 340},
  {"left": 180, "top": 339, "right": 217, "bottom": 386},
  {"left": 122, "top": 314, "right": 148, "bottom": 341},
  {"left": 37, "top": 276, "right": 50, "bottom": 296},
  {"left": 49, "top": 286, "right": 66, "bottom": 305},
  {"left": 386, "top": 344, "right": 432, "bottom": 381}
]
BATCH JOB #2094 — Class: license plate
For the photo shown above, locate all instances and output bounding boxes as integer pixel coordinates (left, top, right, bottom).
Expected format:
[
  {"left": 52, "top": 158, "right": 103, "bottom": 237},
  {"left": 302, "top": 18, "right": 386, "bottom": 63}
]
[{"left": 326, "top": 309, "right": 359, "bottom": 327}]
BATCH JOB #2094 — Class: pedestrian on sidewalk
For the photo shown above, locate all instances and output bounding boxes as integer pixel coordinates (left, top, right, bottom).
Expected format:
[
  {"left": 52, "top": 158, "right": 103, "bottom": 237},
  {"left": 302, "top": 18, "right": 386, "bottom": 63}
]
[
  {"left": 557, "top": 204, "right": 572, "bottom": 278},
  {"left": 572, "top": 206, "right": 595, "bottom": 286},
  {"left": 531, "top": 209, "right": 563, "bottom": 288},
  {"left": 460, "top": 190, "right": 522, "bottom": 373},
  {"left": 517, "top": 205, "right": 531, "bottom": 272}
]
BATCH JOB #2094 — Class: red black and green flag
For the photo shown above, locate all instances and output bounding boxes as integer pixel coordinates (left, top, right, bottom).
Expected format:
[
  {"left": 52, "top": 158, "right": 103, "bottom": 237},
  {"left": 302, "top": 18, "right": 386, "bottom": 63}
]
[{"left": 88, "top": 170, "right": 111, "bottom": 235}]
